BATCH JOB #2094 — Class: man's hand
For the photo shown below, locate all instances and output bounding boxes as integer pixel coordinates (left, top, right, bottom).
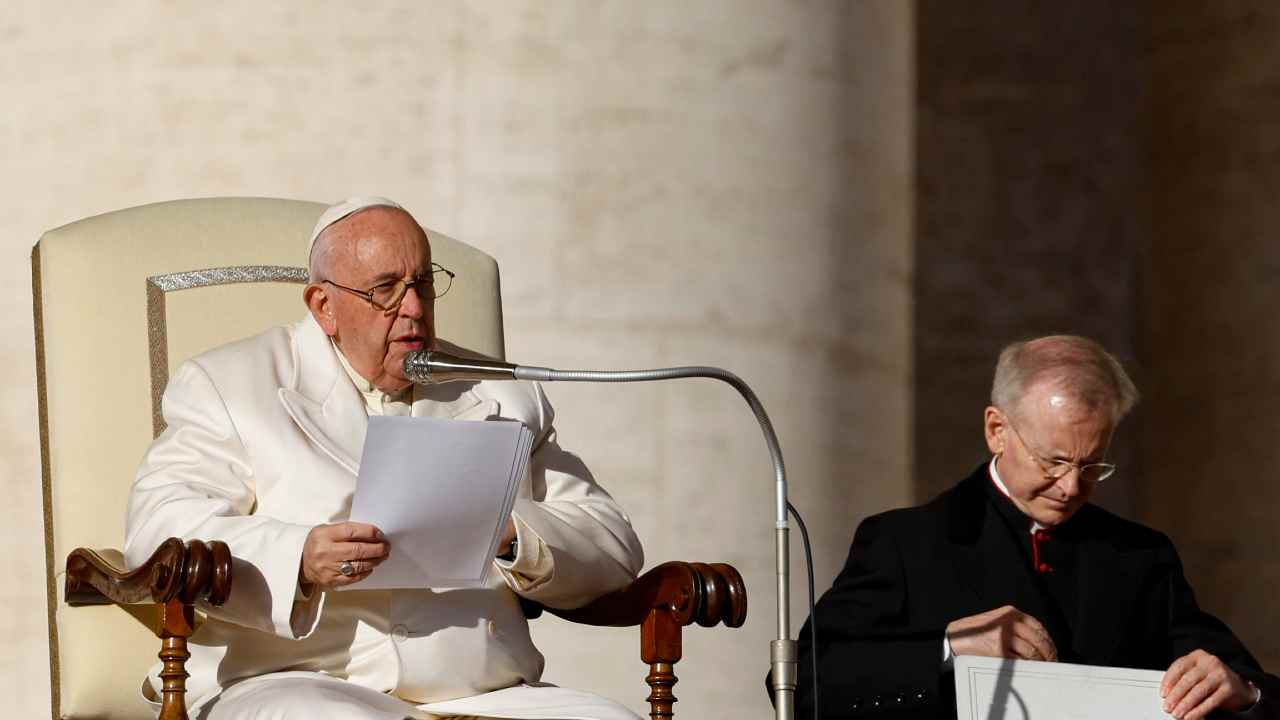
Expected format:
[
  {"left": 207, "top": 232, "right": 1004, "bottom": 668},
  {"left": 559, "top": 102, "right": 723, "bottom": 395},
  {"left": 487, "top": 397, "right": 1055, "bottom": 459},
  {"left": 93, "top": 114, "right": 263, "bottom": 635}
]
[
  {"left": 1161, "top": 649, "right": 1257, "bottom": 719},
  {"left": 945, "top": 605, "right": 1058, "bottom": 662},
  {"left": 300, "top": 522, "right": 390, "bottom": 590}
]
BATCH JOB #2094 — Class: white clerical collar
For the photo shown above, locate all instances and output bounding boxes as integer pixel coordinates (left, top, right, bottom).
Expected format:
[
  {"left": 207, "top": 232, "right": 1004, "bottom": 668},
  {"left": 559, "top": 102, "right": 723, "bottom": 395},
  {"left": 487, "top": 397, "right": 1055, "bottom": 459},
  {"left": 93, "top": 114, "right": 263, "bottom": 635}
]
[
  {"left": 331, "top": 340, "right": 414, "bottom": 416},
  {"left": 988, "top": 456, "right": 1046, "bottom": 533}
]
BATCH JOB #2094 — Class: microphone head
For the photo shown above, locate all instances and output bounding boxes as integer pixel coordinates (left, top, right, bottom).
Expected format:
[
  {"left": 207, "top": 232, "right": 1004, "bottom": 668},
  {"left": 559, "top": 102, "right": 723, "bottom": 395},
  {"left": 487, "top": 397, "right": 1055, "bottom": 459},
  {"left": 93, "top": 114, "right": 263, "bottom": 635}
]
[
  {"left": 403, "top": 349, "right": 434, "bottom": 383},
  {"left": 403, "top": 349, "right": 518, "bottom": 384}
]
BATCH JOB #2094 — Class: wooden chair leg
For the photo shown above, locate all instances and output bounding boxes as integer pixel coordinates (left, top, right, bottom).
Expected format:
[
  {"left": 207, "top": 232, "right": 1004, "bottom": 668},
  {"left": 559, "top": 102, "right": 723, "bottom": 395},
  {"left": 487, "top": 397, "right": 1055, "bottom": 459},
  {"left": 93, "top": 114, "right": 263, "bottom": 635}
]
[
  {"left": 645, "top": 662, "right": 678, "bottom": 720},
  {"left": 157, "top": 597, "right": 195, "bottom": 720},
  {"left": 642, "top": 608, "right": 682, "bottom": 720}
]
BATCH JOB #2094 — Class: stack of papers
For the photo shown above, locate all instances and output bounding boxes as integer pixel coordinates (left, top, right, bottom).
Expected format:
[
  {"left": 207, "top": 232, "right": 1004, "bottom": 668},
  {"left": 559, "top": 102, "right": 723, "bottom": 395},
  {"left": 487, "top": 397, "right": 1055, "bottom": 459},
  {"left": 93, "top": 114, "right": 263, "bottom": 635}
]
[{"left": 344, "top": 415, "right": 532, "bottom": 590}]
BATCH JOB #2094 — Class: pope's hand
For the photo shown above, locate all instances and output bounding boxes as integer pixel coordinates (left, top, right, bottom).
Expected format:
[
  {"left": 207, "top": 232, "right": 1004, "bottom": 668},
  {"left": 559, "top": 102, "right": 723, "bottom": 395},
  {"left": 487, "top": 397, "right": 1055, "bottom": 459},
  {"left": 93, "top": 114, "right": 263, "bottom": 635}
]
[
  {"left": 299, "top": 522, "right": 390, "bottom": 590},
  {"left": 945, "top": 605, "right": 1058, "bottom": 662},
  {"left": 1161, "top": 649, "right": 1257, "bottom": 719}
]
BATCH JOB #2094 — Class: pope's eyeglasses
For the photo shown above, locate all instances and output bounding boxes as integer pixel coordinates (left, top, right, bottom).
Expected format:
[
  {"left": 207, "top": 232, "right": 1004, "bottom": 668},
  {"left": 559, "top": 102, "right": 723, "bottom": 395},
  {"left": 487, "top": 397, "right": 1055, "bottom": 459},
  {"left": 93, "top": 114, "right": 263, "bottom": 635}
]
[{"left": 323, "top": 262, "right": 455, "bottom": 312}]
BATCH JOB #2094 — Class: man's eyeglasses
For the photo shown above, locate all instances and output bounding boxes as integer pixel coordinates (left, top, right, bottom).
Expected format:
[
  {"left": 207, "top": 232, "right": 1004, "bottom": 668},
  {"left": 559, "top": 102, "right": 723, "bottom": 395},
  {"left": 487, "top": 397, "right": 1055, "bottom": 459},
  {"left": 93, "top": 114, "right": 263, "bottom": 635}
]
[
  {"left": 323, "top": 263, "right": 455, "bottom": 312},
  {"left": 1006, "top": 421, "right": 1117, "bottom": 484}
]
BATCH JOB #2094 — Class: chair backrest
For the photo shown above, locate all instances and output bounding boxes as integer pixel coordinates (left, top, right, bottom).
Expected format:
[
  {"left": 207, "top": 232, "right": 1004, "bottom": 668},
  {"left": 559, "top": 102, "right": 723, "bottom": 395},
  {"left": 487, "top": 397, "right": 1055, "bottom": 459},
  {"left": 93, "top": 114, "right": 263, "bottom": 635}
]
[{"left": 33, "top": 197, "right": 504, "bottom": 719}]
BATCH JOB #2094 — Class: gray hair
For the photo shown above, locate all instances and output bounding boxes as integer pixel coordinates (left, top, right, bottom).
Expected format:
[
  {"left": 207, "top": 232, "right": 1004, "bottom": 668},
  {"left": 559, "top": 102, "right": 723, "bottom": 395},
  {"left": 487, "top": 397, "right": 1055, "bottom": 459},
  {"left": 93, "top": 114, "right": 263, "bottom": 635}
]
[
  {"left": 308, "top": 227, "right": 338, "bottom": 283},
  {"left": 991, "top": 335, "right": 1139, "bottom": 423}
]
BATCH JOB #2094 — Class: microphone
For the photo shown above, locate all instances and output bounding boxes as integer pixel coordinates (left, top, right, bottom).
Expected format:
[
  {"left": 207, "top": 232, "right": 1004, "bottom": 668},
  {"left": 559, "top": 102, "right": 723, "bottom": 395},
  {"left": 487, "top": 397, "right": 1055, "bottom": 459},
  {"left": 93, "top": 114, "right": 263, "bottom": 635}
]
[
  {"left": 403, "top": 347, "right": 803, "bottom": 720},
  {"left": 403, "top": 350, "right": 520, "bottom": 384}
]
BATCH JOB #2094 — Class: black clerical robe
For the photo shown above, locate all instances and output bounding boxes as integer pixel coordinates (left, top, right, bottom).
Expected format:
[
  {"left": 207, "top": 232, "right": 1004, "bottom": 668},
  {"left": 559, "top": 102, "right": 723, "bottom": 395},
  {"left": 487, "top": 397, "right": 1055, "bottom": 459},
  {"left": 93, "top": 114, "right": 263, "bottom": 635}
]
[{"left": 777, "top": 464, "right": 1280, "bottom": 719}]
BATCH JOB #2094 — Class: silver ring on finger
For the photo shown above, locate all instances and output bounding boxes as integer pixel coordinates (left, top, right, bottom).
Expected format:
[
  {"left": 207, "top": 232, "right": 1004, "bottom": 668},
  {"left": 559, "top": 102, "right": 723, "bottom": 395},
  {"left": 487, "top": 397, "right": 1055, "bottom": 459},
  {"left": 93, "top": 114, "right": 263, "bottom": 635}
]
[{"left": 339, "top": 560, "right": 355, "bottom": 577}]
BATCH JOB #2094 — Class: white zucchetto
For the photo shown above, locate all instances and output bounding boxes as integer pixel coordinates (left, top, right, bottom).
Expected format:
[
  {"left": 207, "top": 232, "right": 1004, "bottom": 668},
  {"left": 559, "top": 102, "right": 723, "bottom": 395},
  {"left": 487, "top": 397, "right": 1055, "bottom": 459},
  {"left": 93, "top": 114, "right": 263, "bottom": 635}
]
[{"left": 306, "top": 196, "right": 405, "bottom": 263}]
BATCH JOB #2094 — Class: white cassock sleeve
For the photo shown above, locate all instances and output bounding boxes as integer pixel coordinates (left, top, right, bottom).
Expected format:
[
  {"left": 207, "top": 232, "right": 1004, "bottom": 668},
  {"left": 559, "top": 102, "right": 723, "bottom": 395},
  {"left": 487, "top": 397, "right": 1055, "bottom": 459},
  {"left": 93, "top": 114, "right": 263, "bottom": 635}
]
[
  {"left": 493, "top": 382, "right": 645, "bottom": 609},
  {"left": 123, "top": 360, "right": 322, "bottom": 640}
]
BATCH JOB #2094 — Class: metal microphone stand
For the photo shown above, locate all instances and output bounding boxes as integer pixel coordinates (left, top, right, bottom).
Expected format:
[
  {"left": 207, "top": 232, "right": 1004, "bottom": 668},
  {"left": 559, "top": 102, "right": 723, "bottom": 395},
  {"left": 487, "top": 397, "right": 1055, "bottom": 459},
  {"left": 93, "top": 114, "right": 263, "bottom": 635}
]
[{"left": 405, "top": 352, "right": 797, "bottom": 719}]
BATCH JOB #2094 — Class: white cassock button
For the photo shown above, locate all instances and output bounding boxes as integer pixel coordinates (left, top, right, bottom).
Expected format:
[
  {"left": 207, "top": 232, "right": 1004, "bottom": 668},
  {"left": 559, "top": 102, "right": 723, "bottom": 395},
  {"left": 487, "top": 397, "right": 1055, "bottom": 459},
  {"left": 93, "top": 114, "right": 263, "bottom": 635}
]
[
  {"left": 391, "top": 624, "right": 409, "bottom": 643},
  {"left": 487, "top": 620, "right": 499, "bottom": 637}
]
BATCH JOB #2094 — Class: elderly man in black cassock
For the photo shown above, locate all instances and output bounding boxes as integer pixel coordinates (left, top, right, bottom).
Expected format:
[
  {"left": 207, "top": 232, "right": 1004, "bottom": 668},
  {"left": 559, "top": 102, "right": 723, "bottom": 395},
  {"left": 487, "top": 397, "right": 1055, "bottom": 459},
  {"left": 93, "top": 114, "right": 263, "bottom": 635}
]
[{"left": 777, "top": 335, "right": 1280, "bottom": 720}]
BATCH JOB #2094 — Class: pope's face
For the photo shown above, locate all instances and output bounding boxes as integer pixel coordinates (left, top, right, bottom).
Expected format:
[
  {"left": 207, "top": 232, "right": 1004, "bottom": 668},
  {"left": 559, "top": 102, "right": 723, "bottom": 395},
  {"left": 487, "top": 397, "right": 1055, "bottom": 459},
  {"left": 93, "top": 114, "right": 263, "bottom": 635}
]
[
  {"left": 983, "top": 382, "right": 1114, "bottom": 527},
  {"left": 306, "top": 207, "right": 435, "bottom": 392}
]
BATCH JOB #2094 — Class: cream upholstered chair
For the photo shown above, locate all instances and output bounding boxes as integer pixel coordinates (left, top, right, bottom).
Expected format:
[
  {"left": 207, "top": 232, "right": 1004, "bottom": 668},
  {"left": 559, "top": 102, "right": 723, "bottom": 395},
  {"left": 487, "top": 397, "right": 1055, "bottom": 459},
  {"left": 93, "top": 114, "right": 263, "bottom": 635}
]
[{"left": 33, "top": 198, "right": 745, "bottom": 720}]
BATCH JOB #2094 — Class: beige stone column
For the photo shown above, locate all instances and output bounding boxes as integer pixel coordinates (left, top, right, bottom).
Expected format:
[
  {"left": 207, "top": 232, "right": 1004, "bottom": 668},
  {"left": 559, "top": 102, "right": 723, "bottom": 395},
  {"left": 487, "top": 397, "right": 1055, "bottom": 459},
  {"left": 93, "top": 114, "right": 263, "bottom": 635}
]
[{"left": 1144, "top": 2, "right": 1280, "bottom": 672}]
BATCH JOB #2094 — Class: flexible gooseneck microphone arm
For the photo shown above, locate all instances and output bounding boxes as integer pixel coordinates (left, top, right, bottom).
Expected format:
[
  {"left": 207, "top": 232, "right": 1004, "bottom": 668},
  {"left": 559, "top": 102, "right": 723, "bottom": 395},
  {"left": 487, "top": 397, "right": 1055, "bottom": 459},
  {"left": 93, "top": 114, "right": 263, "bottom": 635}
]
[{"left": 404, "top": 349, "right": 799, "bottom": 720}]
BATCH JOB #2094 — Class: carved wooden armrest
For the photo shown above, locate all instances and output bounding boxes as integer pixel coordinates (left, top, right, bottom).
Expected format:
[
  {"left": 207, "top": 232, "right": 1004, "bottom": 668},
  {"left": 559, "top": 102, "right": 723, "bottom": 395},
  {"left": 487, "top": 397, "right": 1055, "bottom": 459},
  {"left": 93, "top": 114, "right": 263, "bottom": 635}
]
[
  {"left": 548, "top": 561, "right": 747, "bottom": 720},
  {"left": 65, "top": 537, "right": 231, "bottom": 607},
  {"left": 64, "top": 538, "right": 232, "bottom": 720}
]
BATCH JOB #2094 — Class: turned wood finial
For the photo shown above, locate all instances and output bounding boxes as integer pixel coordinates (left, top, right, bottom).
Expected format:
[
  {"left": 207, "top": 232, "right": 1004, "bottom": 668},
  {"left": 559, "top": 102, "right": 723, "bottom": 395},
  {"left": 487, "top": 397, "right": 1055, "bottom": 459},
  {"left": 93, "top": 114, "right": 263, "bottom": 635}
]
[
  {"left": 157, "top": 598, "right": 195, "bottom": 720},
  {"left": 645, "top": 661, "right": 678, "bottom": 720}
]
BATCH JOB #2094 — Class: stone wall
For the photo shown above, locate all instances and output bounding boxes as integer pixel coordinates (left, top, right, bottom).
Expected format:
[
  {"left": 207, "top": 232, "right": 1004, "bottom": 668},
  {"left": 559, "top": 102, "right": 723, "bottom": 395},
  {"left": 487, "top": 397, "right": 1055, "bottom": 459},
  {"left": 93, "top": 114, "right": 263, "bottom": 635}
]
[
  {"left": 0, "top": 3, "right": 914, "bottom": 717},
  {"left": 15, "top": 3, "right": 1277, "bottom": 716}
]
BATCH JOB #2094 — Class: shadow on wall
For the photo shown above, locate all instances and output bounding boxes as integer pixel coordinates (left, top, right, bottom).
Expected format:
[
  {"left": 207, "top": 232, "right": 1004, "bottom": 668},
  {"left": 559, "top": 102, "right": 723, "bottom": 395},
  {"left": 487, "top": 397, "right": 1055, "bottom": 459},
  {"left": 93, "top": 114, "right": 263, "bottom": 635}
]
[{"left": 912, "top": 0, "right": 1146, "bottom": 515}]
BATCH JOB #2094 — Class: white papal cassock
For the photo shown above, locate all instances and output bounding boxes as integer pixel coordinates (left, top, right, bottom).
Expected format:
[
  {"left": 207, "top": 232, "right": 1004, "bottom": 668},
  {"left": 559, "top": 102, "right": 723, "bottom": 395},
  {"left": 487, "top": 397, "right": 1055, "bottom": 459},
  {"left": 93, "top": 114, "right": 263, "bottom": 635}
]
[{"left": 124, "top": 315, "right": 645, "bottom": 719}]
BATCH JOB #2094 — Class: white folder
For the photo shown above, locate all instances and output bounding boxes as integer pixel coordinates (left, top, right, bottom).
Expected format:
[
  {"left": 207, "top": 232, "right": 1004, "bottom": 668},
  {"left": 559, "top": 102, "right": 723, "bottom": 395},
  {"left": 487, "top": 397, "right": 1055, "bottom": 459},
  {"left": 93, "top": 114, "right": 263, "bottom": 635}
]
[{"left": 955, "top": 656, "right": 1173, "bottom": 720}]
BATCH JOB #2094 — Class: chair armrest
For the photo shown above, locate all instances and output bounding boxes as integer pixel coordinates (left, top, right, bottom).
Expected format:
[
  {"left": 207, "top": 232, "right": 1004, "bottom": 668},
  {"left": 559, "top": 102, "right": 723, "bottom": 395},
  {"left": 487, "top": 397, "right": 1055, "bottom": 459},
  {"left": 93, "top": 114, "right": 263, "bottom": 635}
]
[
  {"left": 65, "top": 537, "right": 232, "bottom": 607},
  {"left": 547, "top": 561, "right": 746, "bottom": 629},
  {"left": 546, "top": 561, "right": 747, "bottom": 719},
  {"left": 64, "top": 538, "right": 232, "bottom": 720}
]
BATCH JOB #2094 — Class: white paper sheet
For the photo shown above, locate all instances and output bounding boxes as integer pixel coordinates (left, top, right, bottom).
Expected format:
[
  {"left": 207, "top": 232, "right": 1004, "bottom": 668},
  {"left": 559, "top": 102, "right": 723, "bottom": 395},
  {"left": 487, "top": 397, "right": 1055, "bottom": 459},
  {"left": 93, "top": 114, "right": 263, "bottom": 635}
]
[
  {"left": 343, "top": 415, "right": 531, "bottom": 590},
  {"left": 955, "top": 656, "right": 1173, "bottom": 720}
]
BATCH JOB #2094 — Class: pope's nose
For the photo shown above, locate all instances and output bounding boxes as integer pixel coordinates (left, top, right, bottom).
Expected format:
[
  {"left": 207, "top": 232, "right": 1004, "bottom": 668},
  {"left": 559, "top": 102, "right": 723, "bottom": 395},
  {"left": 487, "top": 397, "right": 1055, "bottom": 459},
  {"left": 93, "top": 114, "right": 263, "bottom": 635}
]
[{"left": 398, "top": 284, "right": 426, "bottom": 319}]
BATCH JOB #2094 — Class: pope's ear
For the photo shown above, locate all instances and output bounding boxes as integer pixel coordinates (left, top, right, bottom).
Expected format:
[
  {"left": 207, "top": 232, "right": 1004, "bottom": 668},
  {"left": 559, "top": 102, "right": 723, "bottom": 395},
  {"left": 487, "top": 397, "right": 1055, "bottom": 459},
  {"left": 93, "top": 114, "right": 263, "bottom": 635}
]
[
  {"left": 983, "top": 406, "right": 1006, "bottom": 455},
  {"left": 304, "top": 284, "right": 338, "bottom": 336}
]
